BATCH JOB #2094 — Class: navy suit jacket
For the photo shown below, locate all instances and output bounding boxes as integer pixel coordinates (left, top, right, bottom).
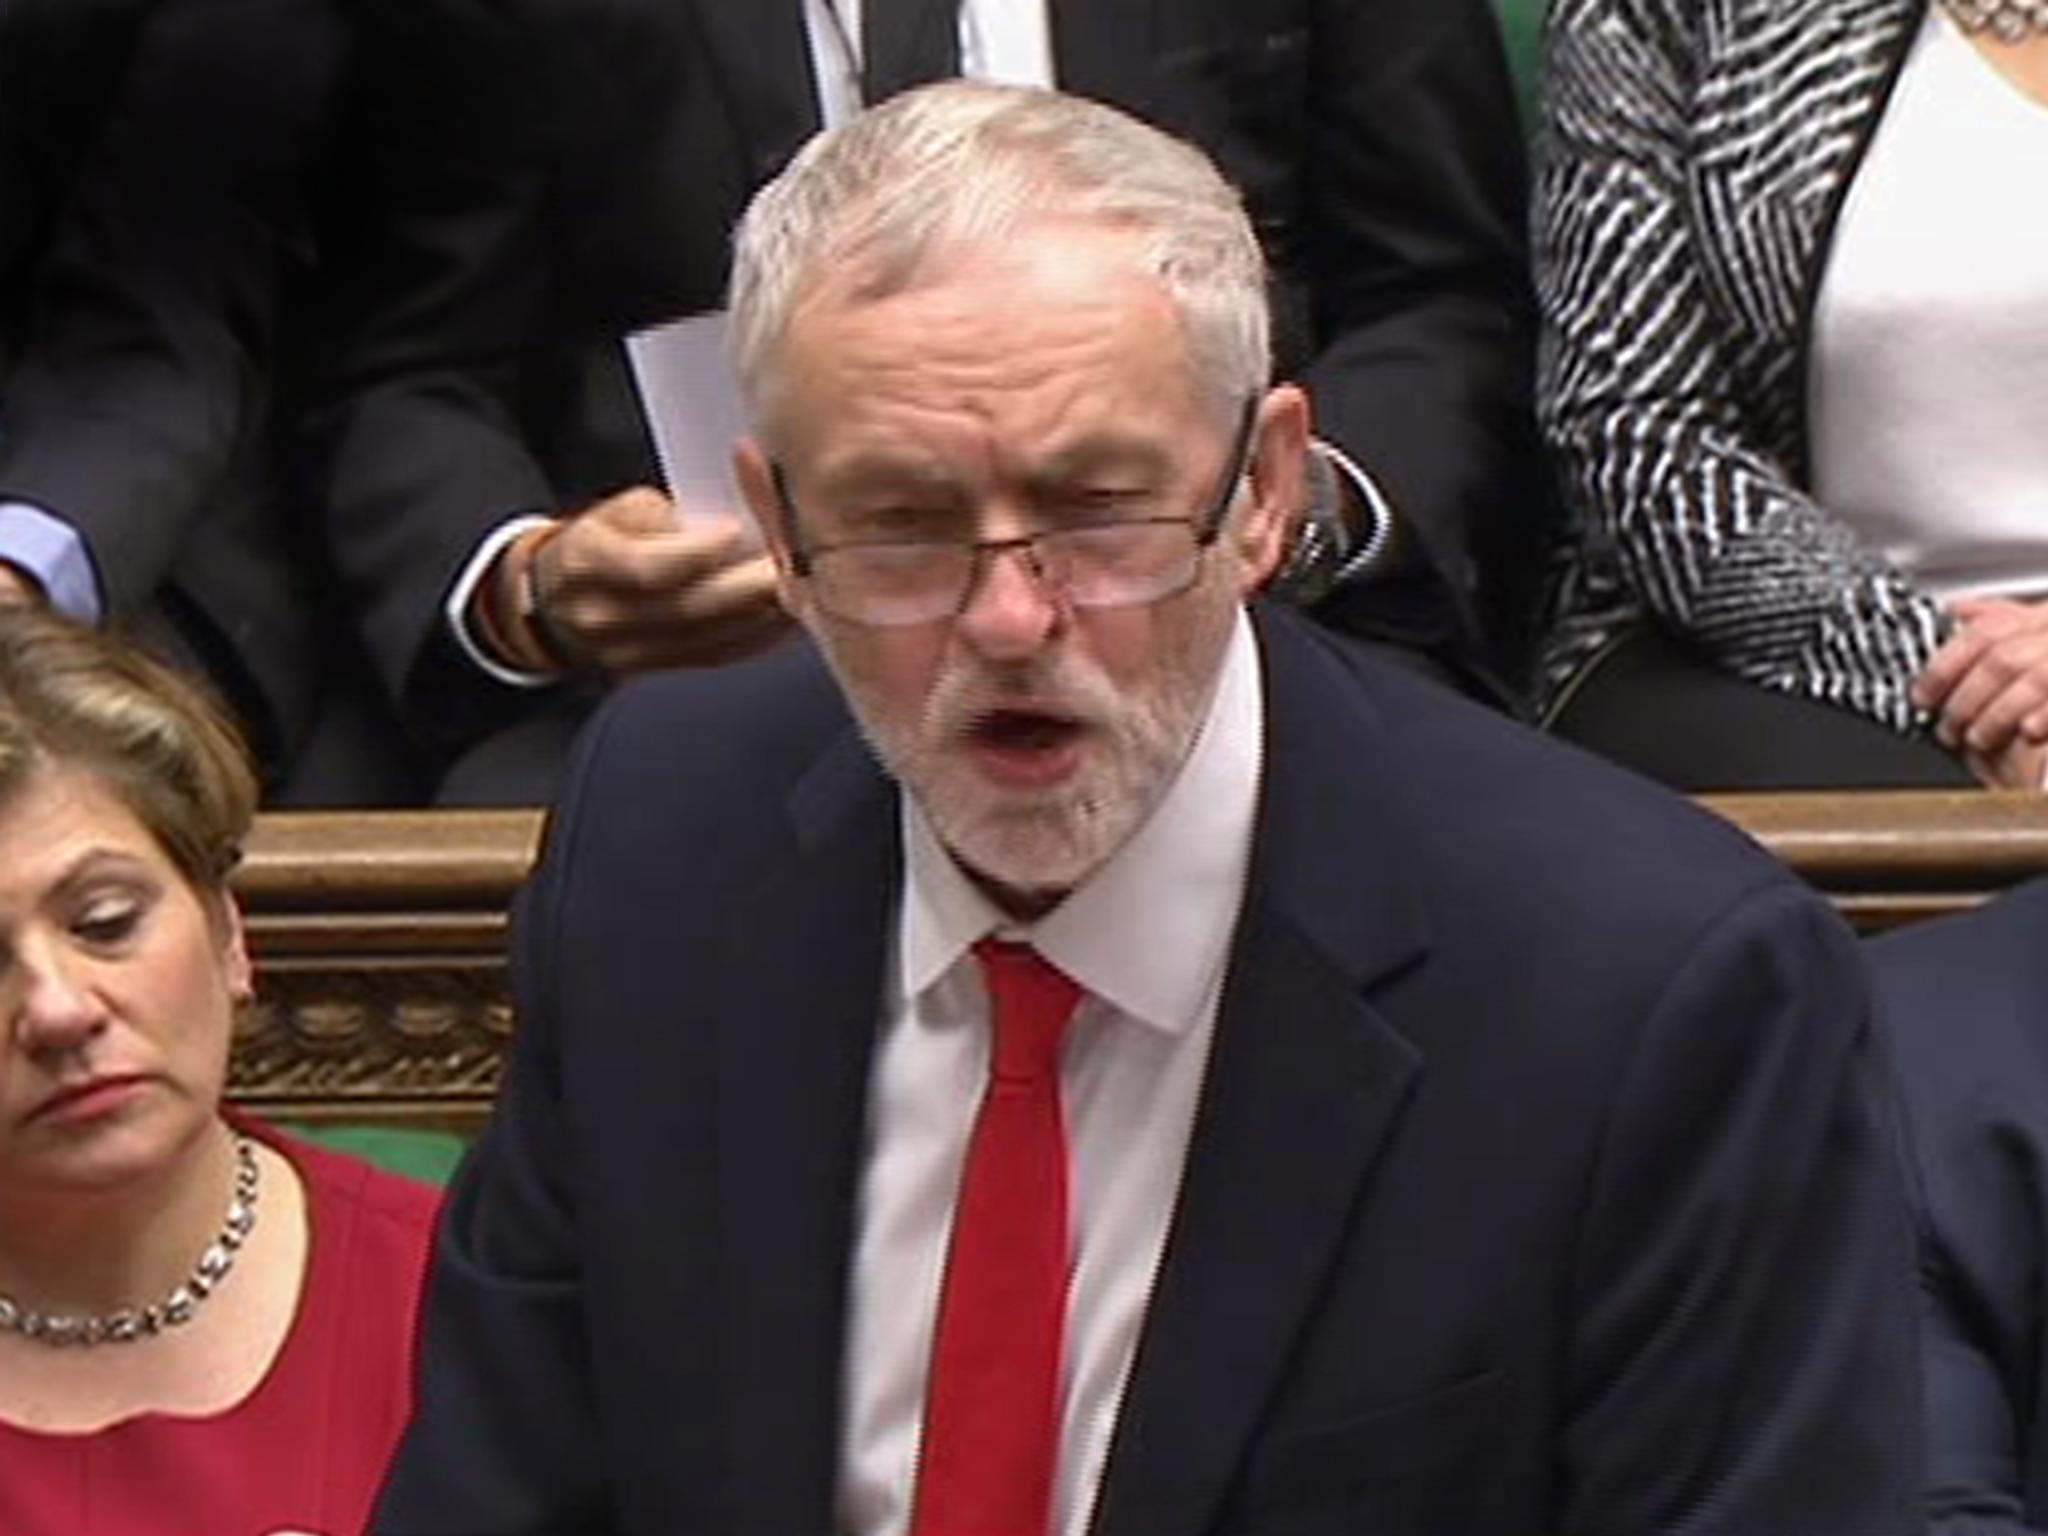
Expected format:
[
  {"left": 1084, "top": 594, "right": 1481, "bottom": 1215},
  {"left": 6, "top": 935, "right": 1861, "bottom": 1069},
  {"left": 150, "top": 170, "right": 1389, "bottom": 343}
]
[
  {"left": 1870, "top": 880, "right": 2048, "bottom": 1534},
  {"left": 376, "top": 604, "right": 1918, "bottom": 1534}
]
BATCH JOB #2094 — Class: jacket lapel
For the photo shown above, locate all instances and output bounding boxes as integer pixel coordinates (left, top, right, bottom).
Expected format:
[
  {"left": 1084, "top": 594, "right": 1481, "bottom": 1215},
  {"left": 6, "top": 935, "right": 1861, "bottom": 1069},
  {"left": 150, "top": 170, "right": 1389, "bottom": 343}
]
[
  {"left": 709, "top": 726, "right": 900, "bottom": 1530},
  {"left": 1686, "top": 0, "right": 1920, "bottom": 359},
  {"left": 1092, "top": 608, "right": 1433, "bottom": 1536}
]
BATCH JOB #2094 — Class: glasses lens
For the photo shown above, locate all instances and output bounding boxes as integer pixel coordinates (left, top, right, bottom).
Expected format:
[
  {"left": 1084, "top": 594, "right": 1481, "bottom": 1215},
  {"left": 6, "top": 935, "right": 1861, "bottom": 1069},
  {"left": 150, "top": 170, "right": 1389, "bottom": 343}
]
[
  {"left": 1047, "top": 523, "right": 1201, "bottom": 609},
  {"left": 812, "top": 522, "right": 1206, "bottom": 625},
  {"left": 813, "top": 543, "right": 972, "bottom": 626}
]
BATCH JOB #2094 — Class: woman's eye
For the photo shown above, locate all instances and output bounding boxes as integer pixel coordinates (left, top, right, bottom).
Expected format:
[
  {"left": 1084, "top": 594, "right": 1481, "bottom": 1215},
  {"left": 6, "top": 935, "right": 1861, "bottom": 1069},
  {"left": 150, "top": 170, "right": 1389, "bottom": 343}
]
[{"left": 73, "top": 900, "right": 144, "bottom": 947}]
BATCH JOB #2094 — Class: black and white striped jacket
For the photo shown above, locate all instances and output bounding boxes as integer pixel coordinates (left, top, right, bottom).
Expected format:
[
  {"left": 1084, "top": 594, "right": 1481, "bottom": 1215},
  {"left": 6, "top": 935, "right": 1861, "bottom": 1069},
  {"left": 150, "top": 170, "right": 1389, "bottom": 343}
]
[{"left": 1536, "top": 0, "right": 1944, "bottom": 731}]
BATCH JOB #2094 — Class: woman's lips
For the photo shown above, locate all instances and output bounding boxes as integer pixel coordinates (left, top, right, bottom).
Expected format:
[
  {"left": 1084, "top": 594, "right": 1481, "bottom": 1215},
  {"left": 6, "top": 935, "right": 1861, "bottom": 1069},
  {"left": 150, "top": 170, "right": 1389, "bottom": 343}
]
[
  {"left": 963, "top": 708, "right": 1087, "bottom": 788},
  {"left": 27, "top": 1075, "right": 149, "bottom": 1127}
]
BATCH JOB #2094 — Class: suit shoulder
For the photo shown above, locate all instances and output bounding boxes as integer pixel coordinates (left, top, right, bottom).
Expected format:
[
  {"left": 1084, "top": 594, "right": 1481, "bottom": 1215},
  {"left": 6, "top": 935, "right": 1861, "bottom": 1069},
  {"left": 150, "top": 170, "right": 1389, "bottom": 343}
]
[
  {"left": 1868, "top": 875, "right": 2048, "bottom": 983},
  {"left": 569, "top": 635, "right": 852, "bottom": 802},
  {"left": 1868, "top": 877, "right": 2048, "bottom": 1114},
  {"left": 1270, "top": 611, "right": 1803, "bottom": 932},
  {"left": 533, "top": 635, "right": 882, "bottom": 908}
]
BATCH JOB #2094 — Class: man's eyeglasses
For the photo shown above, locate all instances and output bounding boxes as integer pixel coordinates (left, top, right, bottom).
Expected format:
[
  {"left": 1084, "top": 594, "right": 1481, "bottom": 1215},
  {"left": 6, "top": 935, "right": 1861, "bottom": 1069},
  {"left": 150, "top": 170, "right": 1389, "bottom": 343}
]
[{"left": 769, "top": 400, "right": 1258, "bottom": 628}]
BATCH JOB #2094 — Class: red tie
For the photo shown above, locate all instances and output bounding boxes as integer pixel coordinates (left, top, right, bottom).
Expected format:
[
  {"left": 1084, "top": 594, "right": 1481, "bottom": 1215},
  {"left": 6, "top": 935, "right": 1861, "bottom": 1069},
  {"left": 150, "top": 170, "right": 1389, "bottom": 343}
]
[{"left": 909, "top": 939, "right": 1084, "bottom": 1536}]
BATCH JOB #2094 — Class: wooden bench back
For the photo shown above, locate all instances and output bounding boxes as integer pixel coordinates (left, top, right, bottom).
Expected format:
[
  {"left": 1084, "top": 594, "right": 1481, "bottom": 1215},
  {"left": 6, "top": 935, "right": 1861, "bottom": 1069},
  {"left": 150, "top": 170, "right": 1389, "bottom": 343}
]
[
  {"left": 232, "top": 810, "right": 537, "bottom": 1137},
  {"left": 228, "top": 794, "right": 2048, "bottom": 1135}
]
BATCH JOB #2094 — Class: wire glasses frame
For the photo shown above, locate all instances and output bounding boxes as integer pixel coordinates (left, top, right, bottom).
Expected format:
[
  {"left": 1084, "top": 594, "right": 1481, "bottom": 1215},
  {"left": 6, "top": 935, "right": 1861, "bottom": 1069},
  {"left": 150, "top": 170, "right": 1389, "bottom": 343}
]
[{"left": 768, "top": 399, "right": 1260, "bottom": 627}]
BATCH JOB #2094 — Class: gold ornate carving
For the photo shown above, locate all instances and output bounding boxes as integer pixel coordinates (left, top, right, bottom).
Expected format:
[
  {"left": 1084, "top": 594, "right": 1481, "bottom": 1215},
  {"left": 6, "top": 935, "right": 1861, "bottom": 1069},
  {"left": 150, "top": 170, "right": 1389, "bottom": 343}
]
[{"left": 229, "top": 956, "right": 511, "bottom": 1122}]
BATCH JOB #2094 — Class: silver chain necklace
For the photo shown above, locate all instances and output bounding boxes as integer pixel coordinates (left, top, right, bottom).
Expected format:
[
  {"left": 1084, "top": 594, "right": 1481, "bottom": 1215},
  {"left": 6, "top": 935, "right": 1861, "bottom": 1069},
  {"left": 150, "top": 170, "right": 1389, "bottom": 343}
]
[
  {"left": 1941, "top": 0, "right": 2048, "bottom": 41},
  {"left": 0, "top": 1133, "right": 260, "bottom": 1348}
]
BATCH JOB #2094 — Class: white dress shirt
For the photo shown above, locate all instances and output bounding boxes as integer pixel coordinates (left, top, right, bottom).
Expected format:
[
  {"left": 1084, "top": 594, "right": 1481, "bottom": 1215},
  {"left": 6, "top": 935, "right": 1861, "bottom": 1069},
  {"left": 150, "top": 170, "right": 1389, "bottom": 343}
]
[{"left": 835, "top": 609, "right": 1265, "bottom": 1536}]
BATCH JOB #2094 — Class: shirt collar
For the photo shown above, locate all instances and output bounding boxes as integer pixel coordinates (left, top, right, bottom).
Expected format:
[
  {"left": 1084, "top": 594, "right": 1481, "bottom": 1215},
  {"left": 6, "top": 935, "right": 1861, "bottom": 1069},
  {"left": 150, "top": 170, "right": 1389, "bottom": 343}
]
[{"left": 899, "top": 608, "right": 1264, "bottom": 1034}]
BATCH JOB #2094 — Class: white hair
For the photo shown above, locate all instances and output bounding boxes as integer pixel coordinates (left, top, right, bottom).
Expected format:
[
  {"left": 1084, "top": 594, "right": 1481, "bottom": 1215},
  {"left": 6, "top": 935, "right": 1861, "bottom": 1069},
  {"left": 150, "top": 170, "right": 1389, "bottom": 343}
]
[{"left": 727, "top": 79, "right": 1270, "bottom": 430}]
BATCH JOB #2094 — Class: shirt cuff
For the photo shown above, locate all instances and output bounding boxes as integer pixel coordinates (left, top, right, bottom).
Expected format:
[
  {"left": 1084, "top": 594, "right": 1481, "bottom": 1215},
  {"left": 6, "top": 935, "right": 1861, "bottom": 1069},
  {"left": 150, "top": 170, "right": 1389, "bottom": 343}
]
[
  {"left": 445, "top": 513, "right": 560, "bottom": 689},
  {"left": 1311, "top": 438, "right": 1394, "bottom": 582},
  {"left": 0, "top": 501, "right": 103, "bottom": 623}
]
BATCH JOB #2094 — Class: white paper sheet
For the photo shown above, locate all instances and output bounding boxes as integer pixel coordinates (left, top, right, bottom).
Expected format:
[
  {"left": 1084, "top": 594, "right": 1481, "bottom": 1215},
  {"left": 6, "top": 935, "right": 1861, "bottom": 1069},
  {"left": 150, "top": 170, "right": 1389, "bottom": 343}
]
[{"left": 623, "top": 308, "right": 762, "bottom": 546}]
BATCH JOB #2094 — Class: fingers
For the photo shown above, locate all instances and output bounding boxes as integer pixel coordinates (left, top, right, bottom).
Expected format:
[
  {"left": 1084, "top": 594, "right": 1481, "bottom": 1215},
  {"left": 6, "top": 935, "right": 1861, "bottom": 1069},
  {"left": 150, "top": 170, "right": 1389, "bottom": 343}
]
[
  {"left": 583, "top": 556, "right": 792, "bottom": 674},
  {"left": 1914, "top": 625, "right": 2001, "bottom": 716},
  {"left": 1963, "top": 736, "right": 2048, "bottom": 792},
  {"left": 581, "top": 484, "right": 740, "bottom": 540},
  {"left": 1915, "top": 600, "right": 2048, "bottom": 746},
  {"left": 538, "top": 509, "right": 791, "bottom": 674},
  {"left": 566, "top": 488, "right": 757, "bottom": 590},
  {"left": 1953, "top": 671, "right": 2048, "bottom": 756},
  {"left": 1925, "top": 634, "right": 2048, "bottom": 752}
]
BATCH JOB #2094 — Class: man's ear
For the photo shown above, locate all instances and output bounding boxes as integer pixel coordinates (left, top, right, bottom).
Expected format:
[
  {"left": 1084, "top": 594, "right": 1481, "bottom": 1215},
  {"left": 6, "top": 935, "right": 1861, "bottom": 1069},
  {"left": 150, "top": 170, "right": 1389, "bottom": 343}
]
[
  {"left": 1232, "top": 383, "right": 1311, "bottom": 595},
  {"left": 733, "top": 438, "right": 806, "bottom": 614}
]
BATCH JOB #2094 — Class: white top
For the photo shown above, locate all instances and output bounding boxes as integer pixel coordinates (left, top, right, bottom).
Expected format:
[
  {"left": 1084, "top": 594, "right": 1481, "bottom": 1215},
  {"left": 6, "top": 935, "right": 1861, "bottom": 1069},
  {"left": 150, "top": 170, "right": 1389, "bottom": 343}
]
[
  {"left": 835, "top": 609, "right": 1265, "bottom": 1536},
  {"left": 1810, "top": 5, "right": 2048, "bottom": 605}
]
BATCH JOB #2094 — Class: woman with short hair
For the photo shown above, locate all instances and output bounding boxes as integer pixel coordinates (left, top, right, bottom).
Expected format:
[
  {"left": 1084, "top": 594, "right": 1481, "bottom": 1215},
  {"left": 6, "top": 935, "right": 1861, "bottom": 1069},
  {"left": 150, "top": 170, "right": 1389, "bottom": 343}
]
[{"left": 0, "top": 606, "right": 437, "bottom": 1536}]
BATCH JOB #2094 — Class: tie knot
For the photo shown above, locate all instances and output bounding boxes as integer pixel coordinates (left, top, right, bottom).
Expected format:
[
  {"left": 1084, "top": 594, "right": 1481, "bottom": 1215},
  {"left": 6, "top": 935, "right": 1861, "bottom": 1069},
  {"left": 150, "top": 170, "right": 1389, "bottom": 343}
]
[{"left": 972, "top": 939, "right": 1082, "bottom": 1084}]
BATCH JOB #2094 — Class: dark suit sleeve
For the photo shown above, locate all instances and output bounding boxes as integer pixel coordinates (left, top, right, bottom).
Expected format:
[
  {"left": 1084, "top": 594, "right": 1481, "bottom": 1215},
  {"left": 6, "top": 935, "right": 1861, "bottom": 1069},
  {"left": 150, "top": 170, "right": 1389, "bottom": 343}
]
[
  {"left": 1562, "top": 884, "right": 1920, "bottom": 1534},
  {"left": 1917, "top": 1251, "right": 2040, "bottom": 1533},
  {"left": 371, "top": 727, "right": 620, "bottom": 1533},
  {"left": 0, "top": 0, "right": 339, "bottom": 617},
  {"left": 1871, "top": 885, "right": 2048, "bottom": 1535},
  {"left": 1294, "top": 0, "right": 1543, "bottom": 680},
  {"left": 293, "top": 0, "right": 567, "bottom": 754}
]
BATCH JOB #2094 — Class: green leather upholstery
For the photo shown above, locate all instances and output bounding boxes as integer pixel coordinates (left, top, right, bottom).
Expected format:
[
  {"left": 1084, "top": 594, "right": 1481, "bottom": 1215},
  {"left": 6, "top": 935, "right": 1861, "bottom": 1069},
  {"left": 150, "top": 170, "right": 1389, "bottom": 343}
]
[
  {"left": 286, "top": 1123, "right": 469, "bottom": 1187},
  {"left": 1493, "top": 0, "right": 1544, "bottom": 127}
]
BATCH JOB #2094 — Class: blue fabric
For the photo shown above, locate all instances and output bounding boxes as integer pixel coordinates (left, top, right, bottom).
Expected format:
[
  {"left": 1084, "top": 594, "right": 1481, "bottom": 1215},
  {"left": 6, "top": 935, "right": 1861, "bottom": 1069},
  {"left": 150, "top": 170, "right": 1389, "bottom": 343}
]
[{"left": 0, "top": 498, "right": 103, "bottom": 621}]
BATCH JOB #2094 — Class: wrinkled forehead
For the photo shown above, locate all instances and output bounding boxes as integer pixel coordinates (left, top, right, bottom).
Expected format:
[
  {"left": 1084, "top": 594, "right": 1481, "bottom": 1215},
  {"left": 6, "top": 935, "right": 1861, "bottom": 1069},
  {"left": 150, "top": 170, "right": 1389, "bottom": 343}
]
[
  {"left": 758, "top": 222, "right": 1206, "bottom": 459},
  {"left": 794, "top": 215, "right": 1170, "bottom": 353}
]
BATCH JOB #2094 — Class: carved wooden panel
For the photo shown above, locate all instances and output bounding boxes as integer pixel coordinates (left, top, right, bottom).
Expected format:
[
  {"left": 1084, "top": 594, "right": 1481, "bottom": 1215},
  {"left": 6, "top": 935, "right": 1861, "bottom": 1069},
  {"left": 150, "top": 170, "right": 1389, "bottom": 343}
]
[
  {"left": 225, "top": 811, "right": 537, "bottom": 1134},
  {"left": 230, "top": 959, "right": 512, "bottom": 1134},
  {"left": 220, "top": 795, "right": 2048, "bottom": 1130}
]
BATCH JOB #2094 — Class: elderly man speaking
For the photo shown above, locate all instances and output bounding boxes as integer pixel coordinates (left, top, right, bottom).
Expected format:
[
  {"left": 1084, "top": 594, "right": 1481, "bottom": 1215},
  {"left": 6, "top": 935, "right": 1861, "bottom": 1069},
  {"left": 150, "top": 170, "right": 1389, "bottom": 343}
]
[{"left": 373, "top": 82, "right": 1918, "bottom": 1536}]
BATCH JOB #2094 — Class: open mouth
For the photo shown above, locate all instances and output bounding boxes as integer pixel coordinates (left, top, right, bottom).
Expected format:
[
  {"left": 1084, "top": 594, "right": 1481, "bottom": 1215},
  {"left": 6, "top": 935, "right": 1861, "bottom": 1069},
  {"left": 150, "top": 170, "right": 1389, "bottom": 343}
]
[
  {"left": 963, "top": 707, "right": 1087, "bottom": 786},
  {"left": 973, "top": 708, "right": 1082, "bottom": 750}
]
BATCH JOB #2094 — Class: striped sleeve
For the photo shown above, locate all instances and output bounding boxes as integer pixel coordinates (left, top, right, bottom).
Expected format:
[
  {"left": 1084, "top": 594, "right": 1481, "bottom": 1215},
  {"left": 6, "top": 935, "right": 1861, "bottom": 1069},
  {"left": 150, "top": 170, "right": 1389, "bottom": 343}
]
[{"left": 1535, "top": 0, "right": 1946, "bottom": 732}]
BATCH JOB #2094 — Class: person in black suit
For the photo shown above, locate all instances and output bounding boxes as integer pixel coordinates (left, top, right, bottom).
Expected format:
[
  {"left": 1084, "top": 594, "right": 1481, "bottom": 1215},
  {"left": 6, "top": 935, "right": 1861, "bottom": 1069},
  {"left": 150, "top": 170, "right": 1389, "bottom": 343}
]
[
  {"left": 0, "top": 0, "right": 147, "bottom": 299},
  {"left": 374, "top": 84, "right": 1915, "bottom": 1535},
  {"left": 0, "top": 0, "right": 351, "bottom": 792},
  {"left": 300, "top": 0, "right": 1540, "bottom": 803},
  {"left": 1870, "top": 879, "right": 2048, "bottom": 1533}
]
